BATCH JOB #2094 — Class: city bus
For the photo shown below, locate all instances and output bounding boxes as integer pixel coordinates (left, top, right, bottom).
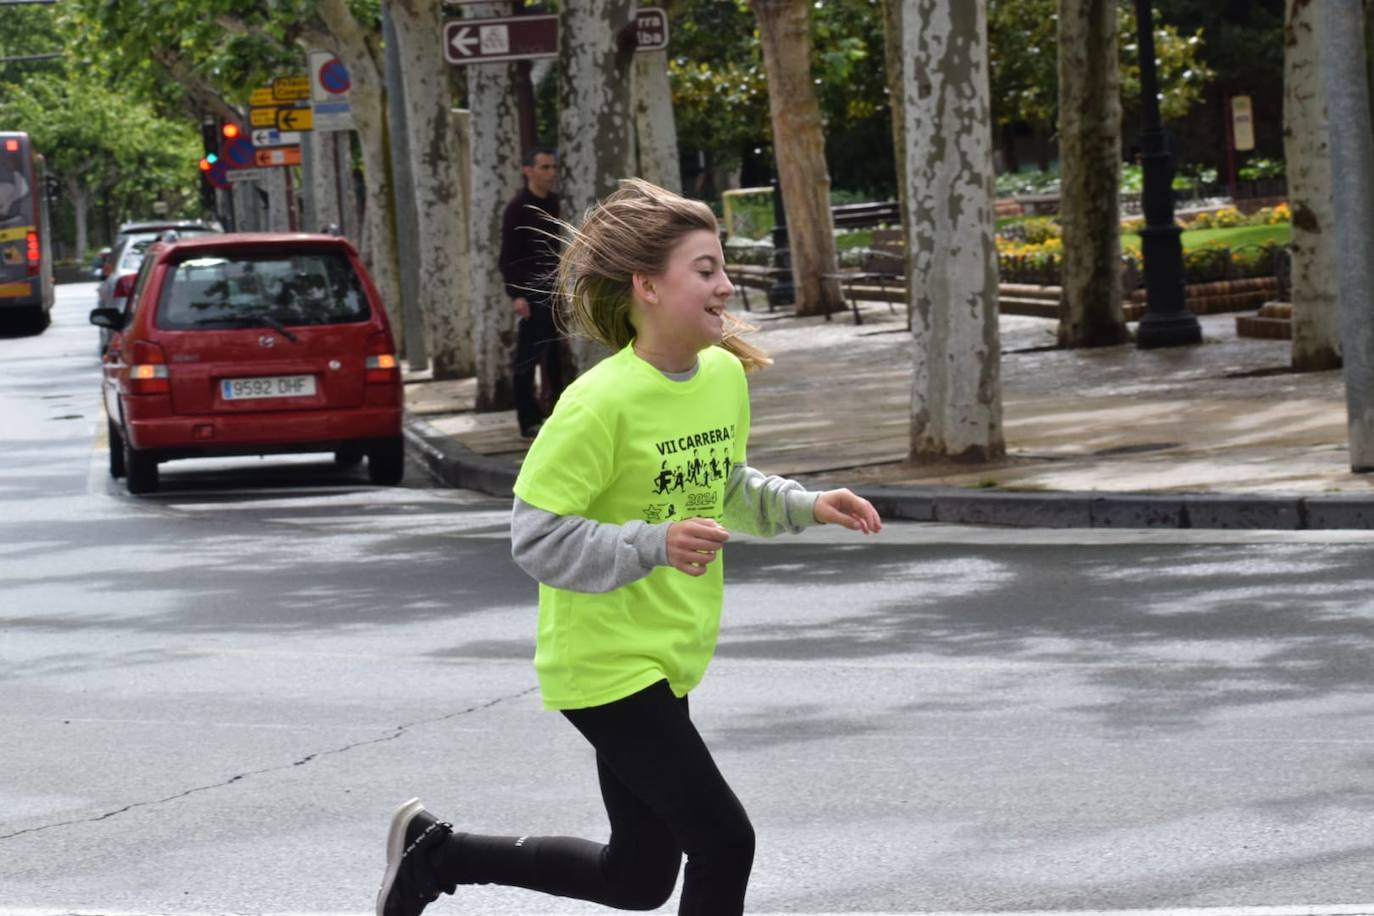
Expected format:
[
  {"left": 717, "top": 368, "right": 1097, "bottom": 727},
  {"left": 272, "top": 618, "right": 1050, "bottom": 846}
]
[{"left": 0, "top": 131, "right": 54, "bottom": 333}]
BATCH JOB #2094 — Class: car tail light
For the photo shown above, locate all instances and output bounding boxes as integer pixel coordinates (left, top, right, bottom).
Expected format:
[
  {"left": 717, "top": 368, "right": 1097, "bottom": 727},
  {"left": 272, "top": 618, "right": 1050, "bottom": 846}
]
[
  {"left": 128, "top": 340, "right": 170, "bottom": 395},
  {"left": 25, "top": 231, "right": 38, "bottom": 276},
  {"left": 366, "top": 333, "right": 399, "bottom": 384}
]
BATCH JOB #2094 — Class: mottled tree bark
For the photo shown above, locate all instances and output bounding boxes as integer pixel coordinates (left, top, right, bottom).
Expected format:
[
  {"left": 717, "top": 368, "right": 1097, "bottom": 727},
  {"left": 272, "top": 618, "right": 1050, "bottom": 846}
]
[
  {"left": 897, "top": 0, "right": 1004, "bottom": 463},
  {"left": 1323, "top": 0, "right": 1374, "bottom": 469},
  {"left": 1056, "top": 0, "right": 1128, "bottom": 347},
  {"left": 1285, "top": 0, "right": 1342, "bottom": 370},
  {"left": 386, "top": 0, "right": 475, "bottom": 379},
  {"left": 749, "top": 0, "right": 842, "bottom": 316},
  {"left": 559, "top": 0, "right": 636, "bottom": 370},
  {"left": 315, "top": 0, "right": 405, "bottom": 356},
  {"left": 466, "top": 4, "right": 524, "bottom": 411},
  {"left": 633, "top": 48, "right": 682, "bottom": 193}
]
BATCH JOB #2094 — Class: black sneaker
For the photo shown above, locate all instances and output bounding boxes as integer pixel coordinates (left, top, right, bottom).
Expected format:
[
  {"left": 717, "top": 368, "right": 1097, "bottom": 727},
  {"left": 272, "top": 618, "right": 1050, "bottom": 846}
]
[{"left": 376, "top": 798, "right": 453, "bottom": 916}]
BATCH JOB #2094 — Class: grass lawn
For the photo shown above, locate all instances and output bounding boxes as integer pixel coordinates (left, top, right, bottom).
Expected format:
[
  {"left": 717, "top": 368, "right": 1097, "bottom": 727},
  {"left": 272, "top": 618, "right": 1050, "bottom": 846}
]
[{"left": 1122, "top": 222, "right": 1290, "bottom": 251}]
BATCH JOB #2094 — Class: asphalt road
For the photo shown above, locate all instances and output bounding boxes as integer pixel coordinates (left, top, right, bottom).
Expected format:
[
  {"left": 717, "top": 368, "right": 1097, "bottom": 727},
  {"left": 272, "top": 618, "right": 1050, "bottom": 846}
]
[{"left": 4, "top": 285, "right": 1374, "bottom": 916}]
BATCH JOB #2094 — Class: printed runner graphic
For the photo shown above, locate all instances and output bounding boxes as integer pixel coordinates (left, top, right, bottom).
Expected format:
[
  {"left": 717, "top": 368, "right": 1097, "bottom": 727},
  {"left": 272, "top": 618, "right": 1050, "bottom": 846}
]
[{"left": 642, "top": 424, "right": 736, "bottom": 522}]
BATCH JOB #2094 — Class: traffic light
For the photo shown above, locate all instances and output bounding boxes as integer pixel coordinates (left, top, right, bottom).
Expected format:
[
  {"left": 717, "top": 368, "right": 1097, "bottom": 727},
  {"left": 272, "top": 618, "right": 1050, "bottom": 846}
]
[{"left": 198, "top": 118, "right": 229, "bottom": 201}]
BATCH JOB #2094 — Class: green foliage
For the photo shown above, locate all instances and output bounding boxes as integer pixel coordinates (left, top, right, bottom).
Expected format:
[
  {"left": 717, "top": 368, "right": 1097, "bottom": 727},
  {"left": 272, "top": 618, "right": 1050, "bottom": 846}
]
[
  {"left": 995, "top": 168, "right": 1061, "bottom": 197},
  {"left": 987, "top": 0, "right": 1214, "bottom": 130},
  {"left": 1237, "top": 157, "right": 1285, "bottom": 180},
  {"left": 668, "top": 1, "right": 768, "bottom": 171},
  {"left": 61, "top": 0, "right": 323, "bottom": 113},
  {"left": 0, "top": 69, "right": 202, "bottom": 242},
  {"left": 668, "top": 0, "right": 894, "bottom": 196}
]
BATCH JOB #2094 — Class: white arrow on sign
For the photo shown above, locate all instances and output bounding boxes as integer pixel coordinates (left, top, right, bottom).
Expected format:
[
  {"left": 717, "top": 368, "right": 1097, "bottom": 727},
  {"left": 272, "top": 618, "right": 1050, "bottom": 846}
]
[{"left": 449, "top": 26, "right": 479, "bottom": 57}]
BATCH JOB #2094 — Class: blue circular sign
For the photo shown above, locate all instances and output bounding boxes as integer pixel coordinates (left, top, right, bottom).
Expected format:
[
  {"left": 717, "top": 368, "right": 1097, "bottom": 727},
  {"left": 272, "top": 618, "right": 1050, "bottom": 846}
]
[
  {"left": 224, "top": 137, "right": 256, "bottom": 168},
  {"left": 319, "top": 58, "right": 351, "bottom": 95},
  {"left": 206, "top": 160, "right": 230, "bottom": 190}
]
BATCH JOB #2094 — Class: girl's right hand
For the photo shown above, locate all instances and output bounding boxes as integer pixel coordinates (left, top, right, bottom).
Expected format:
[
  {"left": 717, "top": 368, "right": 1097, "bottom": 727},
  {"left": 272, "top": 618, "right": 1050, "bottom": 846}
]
[{"left": 666, "top": 518, "right": 731, "bottom": 576}]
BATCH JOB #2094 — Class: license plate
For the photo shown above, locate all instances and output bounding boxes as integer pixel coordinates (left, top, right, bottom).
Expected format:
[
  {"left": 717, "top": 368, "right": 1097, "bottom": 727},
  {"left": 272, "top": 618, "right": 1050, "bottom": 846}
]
[{"left": 221, "top": 374, "right": 316, "bottom": 401}]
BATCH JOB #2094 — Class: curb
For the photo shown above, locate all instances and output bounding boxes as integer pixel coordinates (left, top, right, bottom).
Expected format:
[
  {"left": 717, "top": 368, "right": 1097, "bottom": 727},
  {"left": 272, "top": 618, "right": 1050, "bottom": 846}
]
[
  {"left": 404, "top": 417, "right": 1374, "bottom": 530},
  {"left": 405, "top": 416, "right": 517, "bottom": 498}
]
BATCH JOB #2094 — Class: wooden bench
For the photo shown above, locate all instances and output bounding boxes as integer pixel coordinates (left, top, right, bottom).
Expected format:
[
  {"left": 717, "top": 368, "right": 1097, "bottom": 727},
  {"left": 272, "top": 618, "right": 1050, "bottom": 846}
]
[
  {"left": 724, "top": 263, "right": 788, "bottom": 313},
  {"left": 821, "top": 228, "right": 907, "bottom": 326}
]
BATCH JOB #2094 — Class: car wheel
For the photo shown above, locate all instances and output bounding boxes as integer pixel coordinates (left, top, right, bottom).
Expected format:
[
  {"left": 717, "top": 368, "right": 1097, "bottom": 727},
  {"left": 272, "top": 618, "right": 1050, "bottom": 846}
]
[
  {"left": 334, "top": 446, "right": 365, "bottom": 468},
  {"left": 123, "top": 437, "right": 159, "bottom": 495},
  {"left": 108, "top": 420, "right": 126, "bottom": 479},
  {"left": 367, "top": 437, "right": 405, "bottom": 486}
]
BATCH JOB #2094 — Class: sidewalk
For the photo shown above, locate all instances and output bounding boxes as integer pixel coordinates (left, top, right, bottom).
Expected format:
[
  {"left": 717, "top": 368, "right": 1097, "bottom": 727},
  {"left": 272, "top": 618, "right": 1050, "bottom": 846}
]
[{"left": 402, "top": 300, "right": 1374, "bottom": 529}]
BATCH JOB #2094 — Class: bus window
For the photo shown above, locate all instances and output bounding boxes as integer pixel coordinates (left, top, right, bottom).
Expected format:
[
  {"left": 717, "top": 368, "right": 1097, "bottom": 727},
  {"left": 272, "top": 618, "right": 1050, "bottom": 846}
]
[
  {"left": 0, "top": 169, "right": 29, "bottom": 228},
  {"left": 0, "top": 132, "right": 54, "bottom": 332}
]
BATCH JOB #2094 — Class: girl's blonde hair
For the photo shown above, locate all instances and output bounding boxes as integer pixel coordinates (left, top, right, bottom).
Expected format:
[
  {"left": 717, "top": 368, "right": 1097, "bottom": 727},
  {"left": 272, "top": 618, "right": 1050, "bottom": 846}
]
[{"left": 554, "top": 178, "right": 771, "bottom": 372}]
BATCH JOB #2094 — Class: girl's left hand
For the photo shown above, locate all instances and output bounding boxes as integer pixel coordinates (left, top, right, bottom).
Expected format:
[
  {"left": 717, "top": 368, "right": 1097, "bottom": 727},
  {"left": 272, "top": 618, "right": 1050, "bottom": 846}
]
[{"left": 813, "top": 488, "right": 883, "bottom": 534}]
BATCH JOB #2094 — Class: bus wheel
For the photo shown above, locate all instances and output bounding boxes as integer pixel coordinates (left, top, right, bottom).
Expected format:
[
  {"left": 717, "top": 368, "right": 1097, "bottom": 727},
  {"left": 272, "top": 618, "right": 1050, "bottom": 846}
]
[{"left": 25, "top": 307, "right": 49, "bottom": 335}]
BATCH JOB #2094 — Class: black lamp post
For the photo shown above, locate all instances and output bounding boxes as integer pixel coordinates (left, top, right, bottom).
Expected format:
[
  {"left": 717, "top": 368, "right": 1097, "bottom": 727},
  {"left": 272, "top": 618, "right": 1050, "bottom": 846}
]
[
  {"left": 1132, "top": 0, "right": 1201, "bottom": 349},
  {"left": 767, "top": 174, "right": 796, "bottom": 308}
]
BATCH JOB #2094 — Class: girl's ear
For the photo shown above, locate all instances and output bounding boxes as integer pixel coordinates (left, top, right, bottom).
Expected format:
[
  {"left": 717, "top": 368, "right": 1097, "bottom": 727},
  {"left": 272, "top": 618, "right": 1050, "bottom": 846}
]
[{"left": 631, "top": 272, "right": 657, "bottom": 305}]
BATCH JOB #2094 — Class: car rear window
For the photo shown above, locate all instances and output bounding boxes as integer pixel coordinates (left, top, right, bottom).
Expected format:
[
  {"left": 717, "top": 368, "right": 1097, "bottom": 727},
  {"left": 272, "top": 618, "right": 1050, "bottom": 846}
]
[{"left": 157, "top": 250, "right": 371, "bottom": 330}]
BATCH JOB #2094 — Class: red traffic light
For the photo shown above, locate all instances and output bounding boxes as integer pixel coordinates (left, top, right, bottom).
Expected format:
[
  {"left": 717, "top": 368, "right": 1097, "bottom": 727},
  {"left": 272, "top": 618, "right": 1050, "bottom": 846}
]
[{"left": 222, "top": 123, "right": 241, "bottom": 139}]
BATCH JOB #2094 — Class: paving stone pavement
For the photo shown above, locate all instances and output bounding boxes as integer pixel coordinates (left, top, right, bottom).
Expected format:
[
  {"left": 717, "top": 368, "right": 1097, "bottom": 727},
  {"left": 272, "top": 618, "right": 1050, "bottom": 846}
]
[{"left": 402, "top": 301, "right": 1374, "bottom": 529}]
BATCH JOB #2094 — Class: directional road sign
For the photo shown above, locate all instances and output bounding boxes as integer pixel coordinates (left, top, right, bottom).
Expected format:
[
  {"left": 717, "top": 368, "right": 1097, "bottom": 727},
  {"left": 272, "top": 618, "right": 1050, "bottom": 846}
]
[
  {"left": 250, "top": 87, "right": 275, "bottom": 107},
  {"left": 256, "top": 146, "right": 302, "bottom": 168},
  {"left": 251, "top": 102, "right": 313, "bottom": 131},
  {"left": 251, "top": 128, "right": 301, "bottom": 148},
  {"left": 272, "top": 75, "right": 310, "bottom": 102},
  {"left": 442, "top": 9, "right": 669, "bottom": 66},
  {"left": 276, "top": 106, "right": 313, "bottom": 132},
  {"left": 443, "top": 14, "right": 559, "bottom": 65},
  {"left": 635, "top": 7, "right": 669, "bottom": 51}
]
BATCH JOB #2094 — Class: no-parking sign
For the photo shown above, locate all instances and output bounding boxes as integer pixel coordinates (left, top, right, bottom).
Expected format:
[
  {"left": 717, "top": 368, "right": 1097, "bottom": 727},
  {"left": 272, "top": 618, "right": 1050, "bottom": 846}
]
[{"left": 309, "top": 50, "right": 354, "bottom": 131}]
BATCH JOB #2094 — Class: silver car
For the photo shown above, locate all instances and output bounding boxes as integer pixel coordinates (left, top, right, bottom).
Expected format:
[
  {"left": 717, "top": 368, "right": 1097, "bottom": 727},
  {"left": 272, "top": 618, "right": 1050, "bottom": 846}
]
[{"left": 95, "top": 225, "right": 220, "bottom": 353}]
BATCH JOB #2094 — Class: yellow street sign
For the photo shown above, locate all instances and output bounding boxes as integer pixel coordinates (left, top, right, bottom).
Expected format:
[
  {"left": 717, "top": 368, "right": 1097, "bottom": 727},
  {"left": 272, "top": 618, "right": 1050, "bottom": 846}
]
[
  {"left": 273, "top": 76, "right": 310, "bottom": 102},
  {"left": 250, "top": 87, "right": 275, "bottom": 107},
  {"left": 276, "top": 106, "right": 313, "bottom": 132},
  {"left": 250, "top": 107, "right": 279, "bottom": 128}
]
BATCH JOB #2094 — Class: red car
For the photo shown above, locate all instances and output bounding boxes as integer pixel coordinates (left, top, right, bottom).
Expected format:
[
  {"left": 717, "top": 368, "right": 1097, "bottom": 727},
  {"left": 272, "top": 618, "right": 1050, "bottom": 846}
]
[{"left": 90, "top": 232, "right": 404, "bottom": 495}]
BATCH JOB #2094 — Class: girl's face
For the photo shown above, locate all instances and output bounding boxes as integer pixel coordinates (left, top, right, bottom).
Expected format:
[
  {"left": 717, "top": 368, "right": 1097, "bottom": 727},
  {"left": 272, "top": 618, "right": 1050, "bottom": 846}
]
[{"left": 633, "top": 229, "right": 736, "bottom": 356}]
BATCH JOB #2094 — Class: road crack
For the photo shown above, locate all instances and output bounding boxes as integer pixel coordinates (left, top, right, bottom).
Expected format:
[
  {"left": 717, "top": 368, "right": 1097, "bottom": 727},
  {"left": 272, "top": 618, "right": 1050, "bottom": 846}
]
[{"left": 0, "top": 686, "right": 538, "bottom": 841}]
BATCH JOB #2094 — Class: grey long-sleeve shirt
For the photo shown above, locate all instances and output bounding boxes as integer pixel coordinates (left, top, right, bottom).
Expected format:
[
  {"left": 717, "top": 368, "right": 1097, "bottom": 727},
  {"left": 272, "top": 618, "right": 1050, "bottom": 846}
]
[{"left": 510, "top": 463, "right": 821, "bottom": 593}]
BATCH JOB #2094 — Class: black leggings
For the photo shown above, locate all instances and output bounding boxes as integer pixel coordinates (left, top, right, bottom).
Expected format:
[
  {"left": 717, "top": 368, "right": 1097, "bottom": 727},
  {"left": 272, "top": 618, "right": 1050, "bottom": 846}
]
[{"left": 434, "top": 680, "right": 754, "bottom": 914}]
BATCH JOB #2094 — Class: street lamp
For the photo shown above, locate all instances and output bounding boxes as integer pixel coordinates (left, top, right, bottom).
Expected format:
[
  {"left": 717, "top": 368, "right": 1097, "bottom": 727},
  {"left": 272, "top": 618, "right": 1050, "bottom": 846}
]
[
  {"left": 767, "top": 173, "right": 796, "bottom": 309},
  {"left": 1132, "top": 0, "right": 1201, "bottom": 349}
]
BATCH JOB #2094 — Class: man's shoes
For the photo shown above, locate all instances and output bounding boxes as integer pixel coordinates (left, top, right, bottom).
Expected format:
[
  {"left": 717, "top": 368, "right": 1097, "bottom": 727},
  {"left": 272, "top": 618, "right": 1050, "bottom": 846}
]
[
  {"left": 376, "top": 798, "right": 453, "bottom": 916},
  {"left": 519, "top": 422, "right": 542, "bottom": 440}
]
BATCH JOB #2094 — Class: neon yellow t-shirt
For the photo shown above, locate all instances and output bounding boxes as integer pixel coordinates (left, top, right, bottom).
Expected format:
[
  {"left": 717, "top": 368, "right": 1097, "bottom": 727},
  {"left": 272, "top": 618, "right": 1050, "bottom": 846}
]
[{"left": 512, "top": 342, "right": 751, "bottom": 710}]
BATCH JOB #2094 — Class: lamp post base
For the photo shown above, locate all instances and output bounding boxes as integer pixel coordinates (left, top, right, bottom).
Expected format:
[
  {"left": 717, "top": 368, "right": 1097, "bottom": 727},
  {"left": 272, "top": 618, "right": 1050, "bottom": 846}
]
[
  {"left": 1136, "top": 310, "right": 1203, "bottom": 349},
  {"left": 767, "top": 279, "right": 795, "bottom": 308}
]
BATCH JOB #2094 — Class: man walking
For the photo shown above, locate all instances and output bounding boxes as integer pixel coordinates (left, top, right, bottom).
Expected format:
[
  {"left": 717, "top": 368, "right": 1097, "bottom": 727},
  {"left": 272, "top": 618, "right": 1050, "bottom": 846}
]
[{"left": 500, "top": 147, "right": 565, "bottom": 439}]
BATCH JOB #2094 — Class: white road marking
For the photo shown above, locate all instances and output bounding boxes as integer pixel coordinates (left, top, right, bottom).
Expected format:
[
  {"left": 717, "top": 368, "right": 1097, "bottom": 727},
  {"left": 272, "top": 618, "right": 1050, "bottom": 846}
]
[{"left": 5, "top": 907, "right": 1374, "bottom": 916}]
